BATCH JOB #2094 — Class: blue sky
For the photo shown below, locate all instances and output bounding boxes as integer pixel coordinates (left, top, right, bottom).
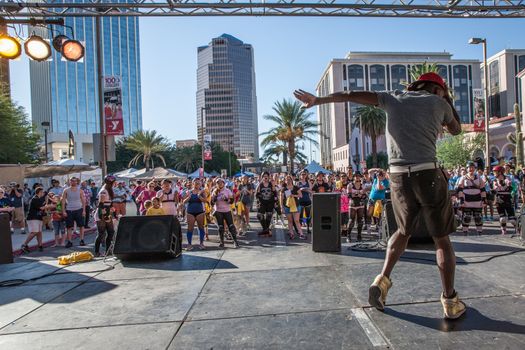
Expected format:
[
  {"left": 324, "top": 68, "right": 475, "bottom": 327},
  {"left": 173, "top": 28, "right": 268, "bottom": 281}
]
[{"left": 9, "top": 16, "right": 525, "bottom": 160}]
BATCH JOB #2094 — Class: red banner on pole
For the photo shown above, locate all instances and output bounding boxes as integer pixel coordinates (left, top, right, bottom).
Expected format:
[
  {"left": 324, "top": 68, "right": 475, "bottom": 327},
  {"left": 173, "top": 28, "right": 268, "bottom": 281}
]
[
  {"left": 473, "top": 118, "right": 485, "bottom": 133},
  {"left": 103, "top": 75, "right": 124, "bottom": 136},
  {"left": 106, "top": 118, "right": 124, "bottom": 135}
]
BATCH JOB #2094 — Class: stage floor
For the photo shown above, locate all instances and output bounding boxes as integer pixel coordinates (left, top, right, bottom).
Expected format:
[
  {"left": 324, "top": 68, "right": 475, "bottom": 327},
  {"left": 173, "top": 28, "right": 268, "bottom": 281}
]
[{"left": 1, "top": 216, "right": 524, "bottom": 349}]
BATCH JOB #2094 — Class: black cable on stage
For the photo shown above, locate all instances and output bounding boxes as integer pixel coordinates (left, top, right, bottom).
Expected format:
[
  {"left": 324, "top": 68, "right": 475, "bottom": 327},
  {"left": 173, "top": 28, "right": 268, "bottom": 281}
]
[
  {"left": 0, "top": 260, "right": 115, "bottom": 288},
  {"left": 347, "top": 241, "right": 525, "bottom": 265}
]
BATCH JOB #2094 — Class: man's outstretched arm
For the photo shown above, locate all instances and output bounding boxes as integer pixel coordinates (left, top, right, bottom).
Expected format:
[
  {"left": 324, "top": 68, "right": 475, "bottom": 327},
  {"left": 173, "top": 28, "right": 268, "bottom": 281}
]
[{"left": 294, "top": 89, "right": 378, "bottom": 109}]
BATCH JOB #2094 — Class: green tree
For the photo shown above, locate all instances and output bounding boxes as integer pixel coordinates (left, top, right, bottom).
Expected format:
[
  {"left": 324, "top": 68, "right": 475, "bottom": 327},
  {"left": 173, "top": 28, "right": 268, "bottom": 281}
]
[
  {"left": 366, "top": 152, "right": 388, "bottom": 170},
  {"left": 0, "top": 94, "right": 41, "bottom": 164},
  {"left": 436, "top": 132, "right": 485, "bottom": 169},
  {"left": 204, "top": 142, "right": 240, "bottom": 175},
  {"left": 173, "top": 145, "right": 201, "bottom": 174},
  {"left": 107, "top": 141, "right": 135, "bottom": 173},
  {"left": 354, "top": 105, "right": 386, "bottom": 168},
  {"left": 123, "top": 130, "right": 170, "bottom": 171},
  {"left": 260, "top": 99, "right": 318, "bottom": 172},
  {"left": 171, "top": 143, "right": 240, "bottom": 175},
  {"left": 408, "top": 62, "right": 440, "bottom": 82}
]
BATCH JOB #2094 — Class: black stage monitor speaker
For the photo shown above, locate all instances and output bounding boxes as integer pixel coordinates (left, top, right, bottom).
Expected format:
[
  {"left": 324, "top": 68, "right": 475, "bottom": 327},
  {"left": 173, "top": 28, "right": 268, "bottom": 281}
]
[
  {"left": 312, "top": 193, "right": 341, "bottom": 252},
  {"left": 0, "top": 213, "right": 14, "bottom": 264},
  {"left": 114, "top": 215, "right": 182, "bottom": 260}
]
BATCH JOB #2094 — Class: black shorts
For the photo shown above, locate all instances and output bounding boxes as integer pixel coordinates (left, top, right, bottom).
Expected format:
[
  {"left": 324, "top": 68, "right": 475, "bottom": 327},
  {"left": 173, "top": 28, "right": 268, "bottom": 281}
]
[
  {"left": 389, "top": 169, "right": 455, "bottom": 237},
  {"left": 187, "top": 211, "right": 205, "bottom": 219},
  {"left": 66, "top": 208, "right": 84, "bottom": 229}
]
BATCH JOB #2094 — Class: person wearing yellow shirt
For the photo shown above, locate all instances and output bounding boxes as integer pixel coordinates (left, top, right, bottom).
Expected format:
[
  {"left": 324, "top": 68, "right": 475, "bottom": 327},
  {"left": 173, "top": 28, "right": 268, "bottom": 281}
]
[{"left": 146, "top": 198, "right": 166, "bottom": 216}]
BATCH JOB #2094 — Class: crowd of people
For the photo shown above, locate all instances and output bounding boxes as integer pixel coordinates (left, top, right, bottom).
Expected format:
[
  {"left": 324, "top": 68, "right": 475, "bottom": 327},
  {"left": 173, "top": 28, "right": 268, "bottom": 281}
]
[{"left": 1, "top": 161, "right": 522, "bottom": 256}]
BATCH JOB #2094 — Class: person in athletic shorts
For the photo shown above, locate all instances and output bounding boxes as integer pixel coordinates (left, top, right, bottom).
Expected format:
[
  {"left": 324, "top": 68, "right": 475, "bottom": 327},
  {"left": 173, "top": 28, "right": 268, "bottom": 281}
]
[
  {"left": 183, "top": 179, "right": 207, "bottom": 250},
  {"left": 295, "top": 72, "right": 466, "bottom": 319},
  {"left": 297, "top": 170, "right": 313, "bottom": 234}
]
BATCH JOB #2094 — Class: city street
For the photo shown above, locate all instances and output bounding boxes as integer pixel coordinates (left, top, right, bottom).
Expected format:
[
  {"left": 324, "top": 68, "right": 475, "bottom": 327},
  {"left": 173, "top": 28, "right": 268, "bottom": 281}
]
[{"left": 1, "top": 213, "right": 524, "bottom": 349}]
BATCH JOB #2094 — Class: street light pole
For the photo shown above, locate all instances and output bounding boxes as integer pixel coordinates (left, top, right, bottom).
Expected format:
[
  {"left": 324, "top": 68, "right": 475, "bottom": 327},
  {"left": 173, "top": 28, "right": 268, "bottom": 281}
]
[
  {"left": 200, "top": 106, "right": 210, "bottom": 175},
  {"left": 482, "top": 40, "right": 490, "bottom": 169},
  {"left": 469, "top": 37, "right": 490, "bottom": 169},
  {"left": 96, "top": 16, "right": 107, "bottom": 177},
  {"left": 228, "top": 136, "right": 232, "bottom": 176},
  {"left": 41, "top": 121, "right": 50, "bottom": 162}
]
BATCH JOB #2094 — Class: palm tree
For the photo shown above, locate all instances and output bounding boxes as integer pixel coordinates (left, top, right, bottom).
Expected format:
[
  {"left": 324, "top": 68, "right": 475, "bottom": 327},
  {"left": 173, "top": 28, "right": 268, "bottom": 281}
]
[
  {"left": 173, "top": 145, "right": 200, "bottom": 173},
  {"left": 408, "top": 61, "right": 439, "bottom": 82},
  {"left": 260, "top": 99, "right": 319, "bottom": 172},
  {"left": 262, "top": 140, "right": 307, "bottom": 166},
  {"left": 354, "top": 106, "right": 386, "bottom": 168},
  {"left": 123, "top": 130, "right": 169, "bottom": 171}
]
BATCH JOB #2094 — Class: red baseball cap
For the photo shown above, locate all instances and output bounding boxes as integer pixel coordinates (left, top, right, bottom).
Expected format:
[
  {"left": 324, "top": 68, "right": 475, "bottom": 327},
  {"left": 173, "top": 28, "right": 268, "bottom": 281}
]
[{"left": 414, "top": 72, "right": 446, "bottom": 90}]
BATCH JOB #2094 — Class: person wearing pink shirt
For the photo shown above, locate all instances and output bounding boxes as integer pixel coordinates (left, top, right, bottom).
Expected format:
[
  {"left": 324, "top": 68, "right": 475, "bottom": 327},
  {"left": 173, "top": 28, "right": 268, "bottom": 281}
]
[
  {"left": 136, "top": 181, "right": 157, "bottom": 215},
  {"left": 211, "top": 178, "right": 239, "bottom": 248}
]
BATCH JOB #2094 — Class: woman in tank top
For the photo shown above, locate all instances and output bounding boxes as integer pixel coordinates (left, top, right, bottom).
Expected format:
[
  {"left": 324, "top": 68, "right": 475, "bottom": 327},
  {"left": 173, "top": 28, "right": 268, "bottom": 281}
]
[
  {"left": 182, "top": 179, "right": 207, "bottom": 250},
  {"left": 156, "top": 179, "right": 179, "bottom": 216}
]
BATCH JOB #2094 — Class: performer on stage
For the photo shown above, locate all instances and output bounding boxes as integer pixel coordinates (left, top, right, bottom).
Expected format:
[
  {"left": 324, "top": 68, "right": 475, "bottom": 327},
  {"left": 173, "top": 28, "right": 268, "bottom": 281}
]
[{"left": 294, "top": 72, "right": 466, "bottom": 319}]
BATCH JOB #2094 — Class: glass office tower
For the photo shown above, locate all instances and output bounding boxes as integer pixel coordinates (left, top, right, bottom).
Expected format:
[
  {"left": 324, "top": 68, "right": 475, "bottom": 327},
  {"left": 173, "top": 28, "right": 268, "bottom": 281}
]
[{"left": 30, "top": 4, "right": 141, "bottom": 162}]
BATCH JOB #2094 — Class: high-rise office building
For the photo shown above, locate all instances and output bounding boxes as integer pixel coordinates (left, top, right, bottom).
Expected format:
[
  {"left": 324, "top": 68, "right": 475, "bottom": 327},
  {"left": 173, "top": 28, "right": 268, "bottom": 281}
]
[
  {"left": 30, "top": 10, "right": 142, "bottom": 162},
  {"left": 196, "top": 34, "right": 259, "bottom": 159},
  {"left": 317, "top": 51, "right": 481, "bottom": 170}
]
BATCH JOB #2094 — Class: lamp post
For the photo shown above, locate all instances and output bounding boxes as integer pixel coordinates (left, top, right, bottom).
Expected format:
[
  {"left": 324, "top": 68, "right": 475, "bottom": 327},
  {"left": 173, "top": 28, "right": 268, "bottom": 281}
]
[
  {"left": 41, "top": 121, "right": 50, "bottom": 162},
  {"left": 469, "top": 37, "right": 490, "bottom": 169},
  {"left": 228, "top": 135, "right": 232, "bottom": 176},
  {"left": 200, "top": 106, "right": 210, "bottom": 175}
]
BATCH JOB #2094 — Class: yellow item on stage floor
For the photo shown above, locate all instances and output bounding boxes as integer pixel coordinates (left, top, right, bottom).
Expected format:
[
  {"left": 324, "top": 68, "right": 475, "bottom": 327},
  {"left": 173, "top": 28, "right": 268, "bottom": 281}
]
[{"left": 58, "top": 251, "right": 94, "bottom": 265}]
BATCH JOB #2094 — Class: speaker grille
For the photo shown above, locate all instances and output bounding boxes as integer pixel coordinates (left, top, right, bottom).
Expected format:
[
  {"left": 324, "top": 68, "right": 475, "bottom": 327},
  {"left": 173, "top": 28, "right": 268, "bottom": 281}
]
[{"left": 114, "top": 215, "right": 181, "bottom": 258}]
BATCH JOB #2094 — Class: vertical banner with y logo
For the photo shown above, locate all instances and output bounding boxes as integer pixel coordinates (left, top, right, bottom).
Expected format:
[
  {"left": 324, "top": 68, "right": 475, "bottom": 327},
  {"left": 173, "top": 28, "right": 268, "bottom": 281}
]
[
  {"left": 104, "top": 76, "right": 124, "bottom": 136},
  {"left": 203, "top": 134, "right": 212, "bottom": 160}
]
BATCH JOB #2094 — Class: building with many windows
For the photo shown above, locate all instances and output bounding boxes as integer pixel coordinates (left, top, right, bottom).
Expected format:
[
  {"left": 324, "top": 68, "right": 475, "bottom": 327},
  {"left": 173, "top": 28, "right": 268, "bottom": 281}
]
[
  {"left": 484, "top": 49, "right": 525, "bottom": 118},
  {"left": 196, "top": 34, "right": 259, "bottom": 159},
  {"left": 30, "top": 10, "right": 142, "bottom": 162},
  {"left": 316, "top": 51, "right": 481, "bottom": 170}
]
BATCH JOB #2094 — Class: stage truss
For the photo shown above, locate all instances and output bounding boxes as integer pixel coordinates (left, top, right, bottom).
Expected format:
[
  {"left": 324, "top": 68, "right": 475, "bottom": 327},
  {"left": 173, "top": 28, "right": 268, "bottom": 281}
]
[{"left": 0, "top": 0, "right": 524, "bottom": 19}]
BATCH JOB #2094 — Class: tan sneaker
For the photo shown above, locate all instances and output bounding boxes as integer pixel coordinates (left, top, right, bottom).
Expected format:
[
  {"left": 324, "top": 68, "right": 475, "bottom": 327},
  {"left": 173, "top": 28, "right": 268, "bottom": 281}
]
[
  {"left": 368, "top": 274, "right": 392, "bottom": 311},
  {"left": 441, "top": 292, "right": 467, "bottom": 319}
]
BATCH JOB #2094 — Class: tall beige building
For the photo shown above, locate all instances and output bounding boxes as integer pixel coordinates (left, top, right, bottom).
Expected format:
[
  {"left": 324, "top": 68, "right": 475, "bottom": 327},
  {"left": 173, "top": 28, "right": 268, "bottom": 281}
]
[
  {"left": 484, "top": 49, "right": 525, "bottom": 118},
  {"left": 316, "top": 51, "right": 481, "bottom": 171},
  {"left": 196, "top": 34, "right": 259, "bottom": 159}
]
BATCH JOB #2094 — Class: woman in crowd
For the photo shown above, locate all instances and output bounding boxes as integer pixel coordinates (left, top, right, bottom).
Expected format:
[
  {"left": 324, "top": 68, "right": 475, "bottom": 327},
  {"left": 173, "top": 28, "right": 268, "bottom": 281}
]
[
  {"left": 94, "top": 175, "right": 116, "bottom": 257},
  {"left": 0, "top": 188, "right": 14, "bottom": 230},
  {"left": 337, "top": 182, "right": 350, "bottom": 237},
  {"left": 157, "top": 179, "right": 179, "bottom": 217},
  {"left": 21, "top": 188, "right": 52, "bottom": 253},
  {"left": 238, "top": 176, "right": 254, "bottom": 230},
  {"left": 136, "top": 181, "right": 158, "bottom": 215},
  {"left": 48, "top": 192, "right": 66, "bottom": 247},
  {"left": 348, "top": 174, "right": 367, "bottom": 242},
  {"left": 297, "top": 170, "right": 313, "bottom": 235},
  {"left": 211, "top": 178, "right": 240, "bottom": 248},
  {"left": 183, "top": 179, "right": 207, "bottom": 250},
  {"left": 280, "top": 175, "right": 304, "bottom": 240}
]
